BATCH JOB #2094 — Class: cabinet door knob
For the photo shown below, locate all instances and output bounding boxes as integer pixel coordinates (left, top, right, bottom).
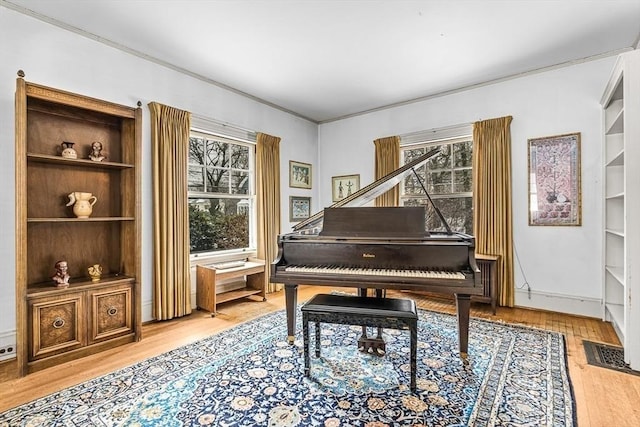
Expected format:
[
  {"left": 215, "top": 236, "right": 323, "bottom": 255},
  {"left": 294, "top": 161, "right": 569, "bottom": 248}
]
[
  {"left": 52, "top": 317, "right": 65, "bottom": 329},
  {"left": 107, "top": 307, "right": 118, "bottom": 316}
]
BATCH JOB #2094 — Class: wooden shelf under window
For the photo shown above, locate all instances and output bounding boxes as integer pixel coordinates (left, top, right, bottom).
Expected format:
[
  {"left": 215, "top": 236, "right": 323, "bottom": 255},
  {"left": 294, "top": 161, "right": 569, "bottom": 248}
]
[{"left": 196, "top": 259, "right": 266, "bottom": 316}]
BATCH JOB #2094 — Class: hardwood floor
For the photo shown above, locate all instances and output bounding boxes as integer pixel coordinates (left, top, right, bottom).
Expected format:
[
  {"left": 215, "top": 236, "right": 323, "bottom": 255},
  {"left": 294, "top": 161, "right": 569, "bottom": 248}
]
[{"left": 1, "top": 286, "right": 639, "bottom": 426}]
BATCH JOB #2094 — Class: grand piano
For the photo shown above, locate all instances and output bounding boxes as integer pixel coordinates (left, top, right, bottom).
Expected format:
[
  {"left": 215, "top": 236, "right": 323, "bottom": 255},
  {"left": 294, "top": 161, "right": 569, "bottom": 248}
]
[{"left": 271, "top": 149, "right": 482, "bottom": 355}]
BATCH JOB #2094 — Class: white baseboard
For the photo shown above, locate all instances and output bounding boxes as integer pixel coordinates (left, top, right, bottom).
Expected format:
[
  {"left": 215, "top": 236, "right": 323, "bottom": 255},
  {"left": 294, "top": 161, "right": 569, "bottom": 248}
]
[{"left": 515, "top": 288, "right": 602, "bottom": 319}]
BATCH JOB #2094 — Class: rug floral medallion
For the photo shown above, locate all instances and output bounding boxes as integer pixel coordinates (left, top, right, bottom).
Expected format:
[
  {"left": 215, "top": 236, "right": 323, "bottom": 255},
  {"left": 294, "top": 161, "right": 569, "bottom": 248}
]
[{"left": 0, "top": 308, "right": 575, "bottom": 426}]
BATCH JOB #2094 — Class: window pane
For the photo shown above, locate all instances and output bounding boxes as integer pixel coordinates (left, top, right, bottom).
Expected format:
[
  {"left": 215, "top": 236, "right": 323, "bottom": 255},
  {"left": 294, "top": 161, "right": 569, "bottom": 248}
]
[
  {"left": 189, "top": 130, "right": 256, "bottom": 255},
  {"left": 189, "top": 198, "right": 250, "bottom": 253},
  {"left": 189, "top": 137, "right": 205, "bottom": 165},
  {"left": 427, "top": 144, "right": 451, "bottom": 169},
  {"left": 404, "top": 147, "right": 425, "bottom": 163},
  {"left": 206, "top": 168, "right": 229, "bottom": 193},
  {"left": 428, "top": 171, "right": 452, "bottom": 194},
  {"left": 401, "top": 134, "right": 473, "bottom": 235},
  {"left": 207, "top": 139, "right": 228, "bottom": 167},
  {"left": 230, "top": 144, "right": 250, "bottom": 169},
  {"left": 433, "top": 197, "right": 473, "bottom": 233},
  {"left": 231, "top": 171, "right": 250, "bottom": 194},
  {"left": 404, "top": 197, "right": 473, "bottom": 234},
  {"left": 453, "top": 141, "right": 473, "bottom": 167},
  {"left": 188, "top": 166, "right": 204, "bottom": 192},
  {"left": 403, "top": 172, "right": 426, "bottom": 196},
  {"left": 453, "top": 169, "right": 472, "bottom": 193}
]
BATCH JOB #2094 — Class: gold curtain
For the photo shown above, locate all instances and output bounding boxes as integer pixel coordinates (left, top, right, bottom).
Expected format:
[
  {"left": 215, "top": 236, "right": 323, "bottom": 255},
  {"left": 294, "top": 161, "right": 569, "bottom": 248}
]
[
  {"left": 374, "top": 136, "right": 400, "bottom": 206},
  {"left": 473, "top": 116, "right": 514, "bottom": 307},
  {"left": 256, "top": 132, "right": 282, "bottom": 293},
  {"left": 148, "top": 102, "right": 192, "bottom": 320}
]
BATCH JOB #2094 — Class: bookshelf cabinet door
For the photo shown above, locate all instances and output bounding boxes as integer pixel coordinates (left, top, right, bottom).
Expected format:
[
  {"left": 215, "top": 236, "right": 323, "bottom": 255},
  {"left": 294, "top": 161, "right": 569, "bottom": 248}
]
[
  {"left": 29, "top": 294, "right": 86, "bottom": 360},
  {"left": 89, "top": 285, "right": 133, "bottom": 343}
]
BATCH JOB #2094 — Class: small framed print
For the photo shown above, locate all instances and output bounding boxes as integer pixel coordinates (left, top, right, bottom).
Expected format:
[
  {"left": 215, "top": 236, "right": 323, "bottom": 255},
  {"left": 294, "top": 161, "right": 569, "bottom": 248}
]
[
  {"left": 528, "top": 132, "right": 581, "bottom": 226},
  {"left": 331, "top": 174, "right": 360, "bottom": 202},
  {"left": 289, "top": 160, "right": 312, "bottom": 189},
  {"left": 289, "top": 196, "right": 311, "bottom": 222}
]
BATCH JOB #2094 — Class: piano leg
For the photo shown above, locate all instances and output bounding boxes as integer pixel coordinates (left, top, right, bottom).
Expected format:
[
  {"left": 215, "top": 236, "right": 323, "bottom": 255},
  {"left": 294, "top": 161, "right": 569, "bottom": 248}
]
[
  {"left": 455, "top": 293, "right": 471, "bottom": 357},
  {"left": 285, "top": 284, "right": 298, "bottom": 345},
  {"left": 373, "top": 288, "right": 385, "bottom": 355}
]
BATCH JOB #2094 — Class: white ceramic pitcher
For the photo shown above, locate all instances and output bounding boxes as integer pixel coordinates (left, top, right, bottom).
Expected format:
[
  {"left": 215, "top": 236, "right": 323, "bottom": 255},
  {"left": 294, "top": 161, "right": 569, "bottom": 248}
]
[{"left": 66, "top": 192, "right": 98, "bottom": 218}]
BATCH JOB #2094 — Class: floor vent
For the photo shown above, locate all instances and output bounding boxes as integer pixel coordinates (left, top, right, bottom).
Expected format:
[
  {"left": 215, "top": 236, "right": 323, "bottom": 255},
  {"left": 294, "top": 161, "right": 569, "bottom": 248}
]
[{"left": 583, "top": 340, "right": 640, "bottom": 376}]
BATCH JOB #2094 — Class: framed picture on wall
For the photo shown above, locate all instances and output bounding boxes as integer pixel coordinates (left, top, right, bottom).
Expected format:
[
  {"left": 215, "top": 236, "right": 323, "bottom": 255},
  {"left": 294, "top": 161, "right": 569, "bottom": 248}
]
[
  {"left": 528, "top": 132, "right": 582, "bottom": 226},
  {"left": 331, "top": 174, "right": 360, "bottom": 202},
  {"left": 289, "top": 196, "right": 311, "bottom": 222},
  {"left": 289, "top": 160, "right": 312, "bottom": 189}
]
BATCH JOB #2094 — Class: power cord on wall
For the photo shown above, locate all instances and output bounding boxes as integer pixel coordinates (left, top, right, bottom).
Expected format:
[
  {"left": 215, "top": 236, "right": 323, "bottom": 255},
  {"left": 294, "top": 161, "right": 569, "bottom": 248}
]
[{"left": 514, "top": 242, "right": 532, "bottom": 299}]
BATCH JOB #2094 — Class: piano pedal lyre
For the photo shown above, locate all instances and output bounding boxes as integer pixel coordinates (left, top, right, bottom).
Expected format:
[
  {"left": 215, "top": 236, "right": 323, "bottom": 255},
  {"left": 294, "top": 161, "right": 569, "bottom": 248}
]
[
  {"left": 357, "top": 336, "right": 386, "bottom": 357},
  {"left": 358, "top": 324, "right": 386, "bottom": 356}
]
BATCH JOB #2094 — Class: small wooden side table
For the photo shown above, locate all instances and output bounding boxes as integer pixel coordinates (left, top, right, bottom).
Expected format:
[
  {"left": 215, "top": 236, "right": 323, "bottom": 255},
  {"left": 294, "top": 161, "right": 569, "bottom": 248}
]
[{"left": 196, "top": 258, "right": 266, "bottom": 316}]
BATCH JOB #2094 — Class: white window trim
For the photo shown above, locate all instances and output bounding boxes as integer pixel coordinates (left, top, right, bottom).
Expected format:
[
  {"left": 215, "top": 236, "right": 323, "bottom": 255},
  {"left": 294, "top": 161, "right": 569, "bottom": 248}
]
[{"left": 399, "top": 123, "right": 472, "bottom": 147}]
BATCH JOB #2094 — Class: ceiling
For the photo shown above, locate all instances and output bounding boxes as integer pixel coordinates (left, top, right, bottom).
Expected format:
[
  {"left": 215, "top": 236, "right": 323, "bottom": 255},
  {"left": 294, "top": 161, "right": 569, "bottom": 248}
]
[{"left": 4, "top": 0, "right": 640, "bottom": 123}]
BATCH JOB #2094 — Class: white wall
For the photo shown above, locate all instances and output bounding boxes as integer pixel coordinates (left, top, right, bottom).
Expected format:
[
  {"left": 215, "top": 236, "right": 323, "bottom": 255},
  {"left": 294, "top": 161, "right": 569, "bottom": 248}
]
[
  {"left": 318, "top": 58, "right": 618, "bottom": 317},
  {"left": 0, "top": 8, "right": 318, "bottom": 349}
]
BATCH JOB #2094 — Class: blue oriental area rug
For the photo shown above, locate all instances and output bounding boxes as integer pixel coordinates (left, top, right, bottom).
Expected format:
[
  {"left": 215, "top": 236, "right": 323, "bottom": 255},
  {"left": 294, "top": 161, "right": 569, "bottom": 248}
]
[{"left": 0, "top": 308, "right": 575, "bottom": 426}]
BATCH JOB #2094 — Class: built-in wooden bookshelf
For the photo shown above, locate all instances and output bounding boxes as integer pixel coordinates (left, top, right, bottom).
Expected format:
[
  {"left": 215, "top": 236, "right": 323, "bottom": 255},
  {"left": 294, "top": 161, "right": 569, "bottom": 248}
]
[
  {"left": 15, "top": 72, "right": 142, "bottom": 375},
  {"left": 601, "top": 50, "right": 640, "bottom": 370}
]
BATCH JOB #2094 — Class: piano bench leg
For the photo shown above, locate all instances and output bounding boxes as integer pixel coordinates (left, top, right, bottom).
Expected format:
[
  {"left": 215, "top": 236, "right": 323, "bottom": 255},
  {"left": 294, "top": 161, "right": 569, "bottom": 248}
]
[
  {"left": 303, "top": 313, "right": 310, "bottom": 377},
  {"left": 314, "top": 322, "right": 321, "bottom": 357},
  {"left": 410, "top": 321, "right": 417, "bottom": 392}
]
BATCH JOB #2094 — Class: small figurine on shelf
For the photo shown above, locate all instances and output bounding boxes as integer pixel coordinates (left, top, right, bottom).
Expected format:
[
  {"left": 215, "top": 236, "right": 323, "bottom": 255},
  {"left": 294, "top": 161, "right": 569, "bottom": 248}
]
[
  {"left": 52, "top": 260, "right": 70, "bottom": 288},
  {"left": 88, "top": 141, "right": 106, "bottom": 162},
  {"left": 60, "top": 141, "right": 78, "bottom": 159},
  {"left": 88, "top": 264, "right": 103, "bottom": 282}
]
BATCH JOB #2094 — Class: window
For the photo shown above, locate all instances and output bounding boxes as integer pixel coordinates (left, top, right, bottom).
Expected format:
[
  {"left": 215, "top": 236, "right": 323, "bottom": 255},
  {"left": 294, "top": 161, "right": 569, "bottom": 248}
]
[
  {"left": 400, "top": 127, "right": 473, "bottom": 234},
  {"left": 188, "top": 130, "right": 256, "bottom": 255}
]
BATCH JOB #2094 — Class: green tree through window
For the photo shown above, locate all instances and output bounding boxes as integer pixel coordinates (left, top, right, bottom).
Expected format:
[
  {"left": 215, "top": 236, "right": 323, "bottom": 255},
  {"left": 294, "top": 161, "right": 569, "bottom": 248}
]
[{"left": 188, "top": 132, "right": 255, "bottom": 254}]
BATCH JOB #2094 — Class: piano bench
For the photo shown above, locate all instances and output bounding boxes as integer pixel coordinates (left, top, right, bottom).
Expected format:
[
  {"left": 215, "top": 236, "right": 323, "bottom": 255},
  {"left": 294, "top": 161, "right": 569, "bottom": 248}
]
[{"left": 301, "top": 293, "right": 418, "bottom": 391}]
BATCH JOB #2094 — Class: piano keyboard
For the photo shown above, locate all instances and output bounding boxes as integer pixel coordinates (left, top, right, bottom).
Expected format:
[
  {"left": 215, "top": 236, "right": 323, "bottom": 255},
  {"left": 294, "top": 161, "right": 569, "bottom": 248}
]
[{"left": 284, "top": 265, "right": 466, "bottom": 280}]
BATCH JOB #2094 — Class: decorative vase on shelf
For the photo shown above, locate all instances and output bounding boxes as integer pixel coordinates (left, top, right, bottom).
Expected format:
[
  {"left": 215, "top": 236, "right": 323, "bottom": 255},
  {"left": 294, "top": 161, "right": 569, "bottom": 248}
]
[
  {"left": 60, "top": 141, "right": 77, "bottom": 159},
  {"left": 88, "top": 264, "right": 103, "bottom": 282},
  {"left": 66, "top": 192, "right": 98, "bottom": 218}
]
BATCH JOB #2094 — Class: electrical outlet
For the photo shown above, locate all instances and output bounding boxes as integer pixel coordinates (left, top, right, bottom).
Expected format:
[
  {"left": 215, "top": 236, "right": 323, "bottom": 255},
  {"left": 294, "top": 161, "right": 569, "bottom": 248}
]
[{"left": 0, "top": 344, "right": 16, "bottom": 361}]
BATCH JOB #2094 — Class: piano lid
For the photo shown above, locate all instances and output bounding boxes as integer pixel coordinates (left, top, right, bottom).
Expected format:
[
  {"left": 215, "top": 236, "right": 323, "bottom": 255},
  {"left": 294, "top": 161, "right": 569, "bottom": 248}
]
[{"left": 292, "top": 147, "right": 440, "bottom": 232}]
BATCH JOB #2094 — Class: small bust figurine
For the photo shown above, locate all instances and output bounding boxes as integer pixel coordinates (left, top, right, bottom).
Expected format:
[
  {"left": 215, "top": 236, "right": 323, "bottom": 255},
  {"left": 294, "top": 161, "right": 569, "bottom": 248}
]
[
  {"left": 52, "top": 260, "right": 70, "bottom": 287},
  {"left": 89, "top": 141, "right": 106, "bottom": 162}
]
